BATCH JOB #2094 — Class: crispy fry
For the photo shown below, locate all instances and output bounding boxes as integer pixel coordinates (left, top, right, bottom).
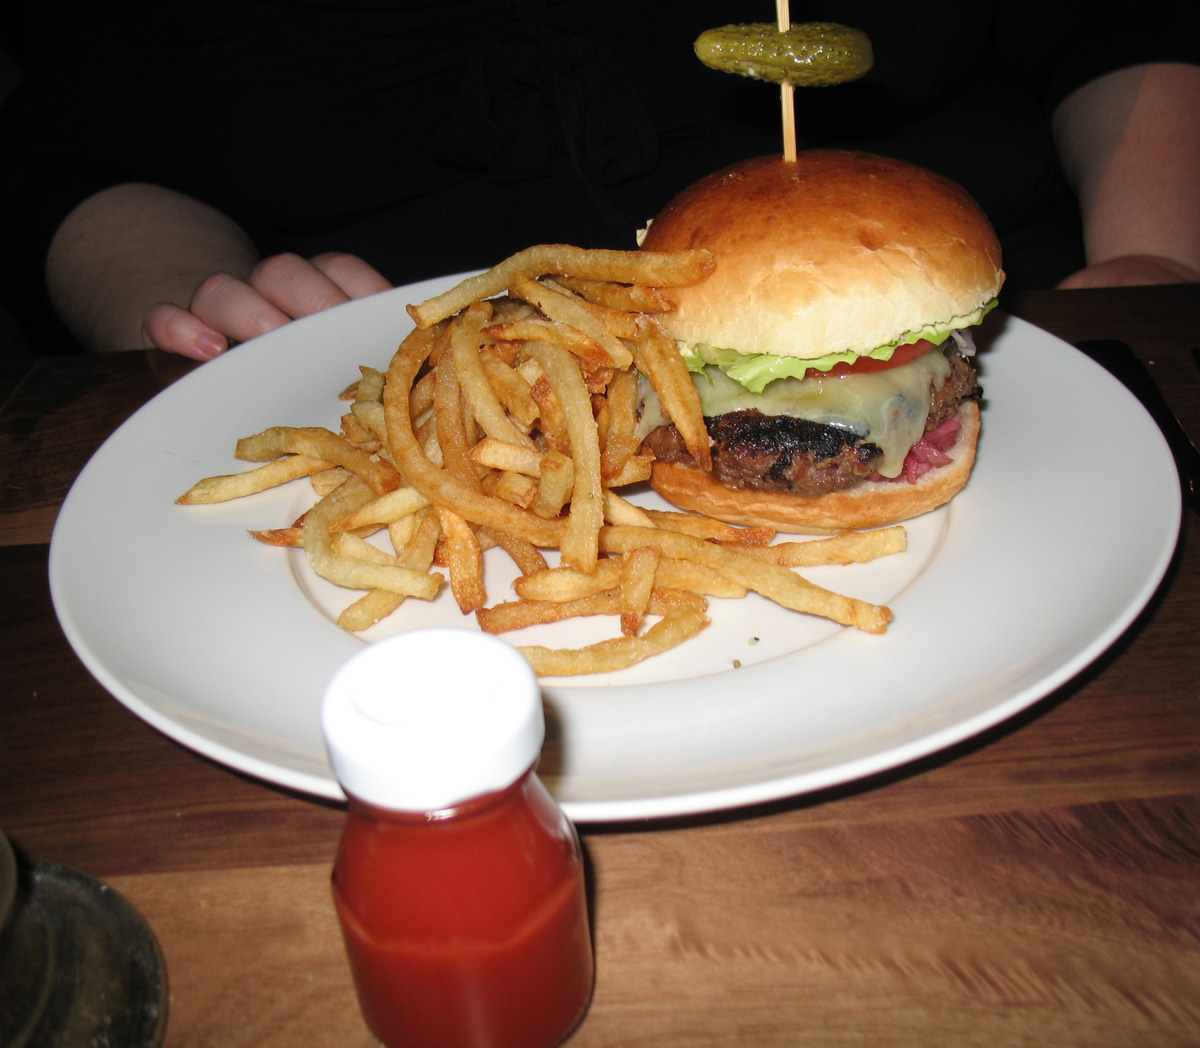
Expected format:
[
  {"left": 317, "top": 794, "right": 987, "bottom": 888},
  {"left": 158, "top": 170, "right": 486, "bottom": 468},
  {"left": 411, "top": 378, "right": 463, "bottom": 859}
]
[
  {"left": 339, "top": 410, "right": 379, "bottom": 449},
  {"left": 630, "top": 316, "right": 712, "bottom": 472},
  {"left": 311, "top": 467, "right": 352, "bottom": 496},
  {"left": 477, "top": 588, "right": 705, "bottom": 635},
  {"left": 431, "top": 344, "right": 479, "bottom": 487},
  {"left": 516, "top": 609, "right": 710, "bottom": 676},
  {"left": 391, "top": 505, "right": 442, "bottom": 565},
  {"left": 248, "top": 525, "right": 304, "bottom": 547},
  {"left": 654, "top": 556, "right": 748, "bottom": 599},
  {"left": 643, "top": 508, "right": 775, "bottom": 546},
  {"left": 619, "top": 545, "right": 661, "bottom": 636},
  {"left": 436, "top": 506, "right": 487, "bottom": 614},
  {"left": 541, "top": 278, "right": 642, "bottom": 341},
  {"left": 599, "top": 430, "right": 637, "bottom": 477},
  {"left": 406, "top": 245, "right": 715, "bottom": 328},
  {"left": 479, "top": 350, "right": 539, "bottom": 428},
  {"left": 337, "top": 589, "right": 405, "bottom": 632},
  {"left": 355, "top": 366, "right": 386, "bottom": 404},
  {"left": 470, "top": 437, "right": 544, "bottom": 477},
  {"left": 526, "top": 340, "right": 604, "bottom": 573},
  {"left": 514, "top": 560, "right": 623, "bottom": 602},
  {"left": 603, "top": 489, "right": 655, "bottom": 527},
  {"left": 476, "top": 525, "right": 549, "bottom": 577},
  {"left": 485, "top": 317, "right": 617, "bottom": 373},
  {"left": 481, "top": 469, "right": 539, "bottom": 509},
  {"left": 332, "top": 486, "right": 431, "bottom": 531},
  {"left": 177, "top": 454, "right": 333, "bottom": 504},
  {"left": 477, "top": 592, "right": 619, "bottom": 633},
  {"left": 339, "top": 505, "right": 443, "bottom": 631},
  {"left": 452, "top": 302, "right": 539, "bottom": 451},
  {"left": 385, "top": 511, "right": 420, "bottom": 555},
  {"left": 514, "top": 553, "right": 745, "bottom": 603},
  {"left": 350, "top": 401, "right": 388, "bottom": 445},
  {"left": 331, "top": 530, "right": 404, "bottom": 565},
  {"left": 350, "top": 368, "right": 389, "bottom": 444},
  {"left": 303, "top": 478, "right": 443, "bottom": 599},
  {"left": 410, "top": 369, "right": 436, "bottom": 420},
  {"left": 236, "top": 426, "right": 401, "bottom": 495},
  {"left": 531, "top": 449, "right": 574, "bottom": 520},
  {"left": 382, "top": 326, "right": 567, "bottom": 548},
  {"left": 529, "top": 375, "right": 568, "bottom": 455},
  {"left": 553, "top": 276, "right": 675, "bottom": 313},
  {"left": 600, "top": 365, "right": 640, "bottom": 479},
  {"left": 600, "top": 525, "right": 892, "bottom": 633},
  {"left": 604, "top": 453, "right": 654, "bottom": 487},
  {"left": 585, "top": 367, "right": 616, "bottom": 396},
  {"left": 733, "top": 526, "right": 907, "bottom": 566},
  {"left": 510, "top": 277, "right": 634, "bottom": 369}
]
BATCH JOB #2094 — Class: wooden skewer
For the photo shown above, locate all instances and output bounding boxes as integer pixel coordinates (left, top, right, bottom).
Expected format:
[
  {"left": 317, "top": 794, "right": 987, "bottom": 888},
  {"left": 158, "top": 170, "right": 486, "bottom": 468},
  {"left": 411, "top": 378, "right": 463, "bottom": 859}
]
[{"left": 777, "top": 0, "right": 796, "bottom": 161}]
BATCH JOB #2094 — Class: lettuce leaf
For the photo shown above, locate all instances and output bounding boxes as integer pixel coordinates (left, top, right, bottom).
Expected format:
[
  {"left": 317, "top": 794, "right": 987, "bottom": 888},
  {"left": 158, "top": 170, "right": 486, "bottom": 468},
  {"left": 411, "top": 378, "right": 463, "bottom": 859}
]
[{"left": 680, "top": 300, "right": 997, "bottom": 394}]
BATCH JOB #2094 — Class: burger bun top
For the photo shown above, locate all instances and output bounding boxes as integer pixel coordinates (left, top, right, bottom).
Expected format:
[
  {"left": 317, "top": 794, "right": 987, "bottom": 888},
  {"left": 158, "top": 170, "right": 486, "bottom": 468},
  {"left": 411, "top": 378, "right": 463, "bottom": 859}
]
[{"left": 640, "top": 151, "right": 1004, "bottom": 362}]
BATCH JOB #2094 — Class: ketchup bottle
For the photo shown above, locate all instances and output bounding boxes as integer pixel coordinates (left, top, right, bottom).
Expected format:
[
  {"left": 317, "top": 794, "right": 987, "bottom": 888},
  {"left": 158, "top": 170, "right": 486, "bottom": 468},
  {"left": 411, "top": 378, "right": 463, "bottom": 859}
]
[{"left": 322, "top": 629, "right": 594, "bottom": 1048}]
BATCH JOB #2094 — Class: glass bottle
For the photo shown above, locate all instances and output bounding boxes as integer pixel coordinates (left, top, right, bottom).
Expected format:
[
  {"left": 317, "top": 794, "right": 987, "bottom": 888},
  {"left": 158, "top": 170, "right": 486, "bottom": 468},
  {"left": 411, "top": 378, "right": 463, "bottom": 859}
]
[{"left": 322, "top": 629, "right": 593, "bottom": 1048}]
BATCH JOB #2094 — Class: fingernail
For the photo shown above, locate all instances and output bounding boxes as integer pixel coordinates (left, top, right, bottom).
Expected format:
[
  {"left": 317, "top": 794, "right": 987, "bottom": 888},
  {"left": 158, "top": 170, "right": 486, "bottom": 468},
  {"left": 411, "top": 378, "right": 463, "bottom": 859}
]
[{"left": 196, "top": 333, "right": 227, "bottom": 360}]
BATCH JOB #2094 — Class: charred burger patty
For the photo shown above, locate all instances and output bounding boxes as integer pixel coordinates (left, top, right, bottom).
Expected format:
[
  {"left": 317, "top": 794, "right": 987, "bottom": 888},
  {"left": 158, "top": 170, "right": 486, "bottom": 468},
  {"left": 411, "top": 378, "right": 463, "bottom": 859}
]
[{"left": 641, "top": 344, "right": 980, "bottom": 497}]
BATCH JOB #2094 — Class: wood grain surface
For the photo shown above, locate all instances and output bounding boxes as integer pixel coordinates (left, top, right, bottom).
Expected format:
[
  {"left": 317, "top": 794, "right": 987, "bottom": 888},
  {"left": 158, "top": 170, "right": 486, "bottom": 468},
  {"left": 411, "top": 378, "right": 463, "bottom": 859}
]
[{"left": 1, "top": 286, "right": 1198, "bottom": 1047}]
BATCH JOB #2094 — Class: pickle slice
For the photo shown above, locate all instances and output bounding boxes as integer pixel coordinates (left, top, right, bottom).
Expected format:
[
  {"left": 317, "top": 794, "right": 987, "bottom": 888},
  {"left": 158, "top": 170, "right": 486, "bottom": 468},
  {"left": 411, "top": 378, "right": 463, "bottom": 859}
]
[{"left": 694, "top": 22, "right": 873, "bottom": 87}]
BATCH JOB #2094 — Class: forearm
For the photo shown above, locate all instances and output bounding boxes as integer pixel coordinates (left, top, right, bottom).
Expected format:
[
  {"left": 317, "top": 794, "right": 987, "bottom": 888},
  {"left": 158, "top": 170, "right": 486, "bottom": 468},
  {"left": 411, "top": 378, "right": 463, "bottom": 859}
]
[
  {"left": 1052, "top": 62, "right": 1200, "bottom": 278},
  {"left": 45, "top": 183, "right": 261, "bottom": 352}
]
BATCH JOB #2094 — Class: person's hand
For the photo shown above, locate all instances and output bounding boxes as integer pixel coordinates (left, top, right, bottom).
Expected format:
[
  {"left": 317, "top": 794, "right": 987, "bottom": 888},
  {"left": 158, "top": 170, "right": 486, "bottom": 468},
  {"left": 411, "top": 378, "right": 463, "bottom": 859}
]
[
  {"left": 1056, "top": 252, "right": 1200, "bottom": 290},
  {"left": 142, "top": 251, "right": 392, "bottom": 360}
]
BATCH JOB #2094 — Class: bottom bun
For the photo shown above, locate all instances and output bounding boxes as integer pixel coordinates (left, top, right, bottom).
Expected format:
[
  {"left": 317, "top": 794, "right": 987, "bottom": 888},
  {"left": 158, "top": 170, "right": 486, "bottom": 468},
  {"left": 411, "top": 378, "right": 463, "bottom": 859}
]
[{"left": 649, "top": 401, "right": 980, "bottom": 534}]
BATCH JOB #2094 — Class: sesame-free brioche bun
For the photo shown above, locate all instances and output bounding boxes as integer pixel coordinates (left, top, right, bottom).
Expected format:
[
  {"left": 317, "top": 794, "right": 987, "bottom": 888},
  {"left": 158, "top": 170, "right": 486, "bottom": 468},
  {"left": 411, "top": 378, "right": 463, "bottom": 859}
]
[
  {"left": 640, "top": 151, "right": 1004, "bottom": 361},
  {"left": 648, "top": 400, "right": 980, "bottom": 534}
]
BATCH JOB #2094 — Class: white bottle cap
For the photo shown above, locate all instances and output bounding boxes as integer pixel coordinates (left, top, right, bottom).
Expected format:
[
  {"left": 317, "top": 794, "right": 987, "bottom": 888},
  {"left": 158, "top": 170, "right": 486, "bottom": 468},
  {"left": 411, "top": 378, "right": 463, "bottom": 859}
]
[{"left": 321, "top": 629, "right": 545, "bottom": 811}]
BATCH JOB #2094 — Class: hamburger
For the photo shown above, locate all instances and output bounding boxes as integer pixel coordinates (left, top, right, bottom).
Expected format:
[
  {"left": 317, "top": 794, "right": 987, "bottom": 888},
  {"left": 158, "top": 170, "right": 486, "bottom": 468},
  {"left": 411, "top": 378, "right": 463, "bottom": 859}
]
[{"left": 637, "top": 150, "right": 1004, "bottom": 533}]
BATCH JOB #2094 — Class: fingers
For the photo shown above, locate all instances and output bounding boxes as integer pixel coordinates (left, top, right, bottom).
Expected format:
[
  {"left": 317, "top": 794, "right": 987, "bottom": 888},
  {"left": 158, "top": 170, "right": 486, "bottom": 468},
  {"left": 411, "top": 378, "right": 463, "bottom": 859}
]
[
  {"left": 244, "top": 252, "right": 389, "bottom": 318},
  {"left": 310, "top": 252, "right": 393, "bottom": 298},
  {"left": 142, "top": 301, "right": 231, "bottom": 361},
  {"left": 142, "top": 252, "right": 393, "bottom": 360},
  {"left": 190, "top": 271, "right": 295, "bottom": 344},
  {"left": 245, "top": 252, "right": 355, "bottom": 319}
]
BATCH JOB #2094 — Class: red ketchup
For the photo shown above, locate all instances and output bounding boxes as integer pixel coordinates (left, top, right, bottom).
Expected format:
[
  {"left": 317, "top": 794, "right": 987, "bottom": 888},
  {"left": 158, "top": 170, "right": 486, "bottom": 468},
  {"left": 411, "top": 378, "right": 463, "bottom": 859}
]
[{"left": 322, "top": 629, "right": 593, "bottom": 1048}]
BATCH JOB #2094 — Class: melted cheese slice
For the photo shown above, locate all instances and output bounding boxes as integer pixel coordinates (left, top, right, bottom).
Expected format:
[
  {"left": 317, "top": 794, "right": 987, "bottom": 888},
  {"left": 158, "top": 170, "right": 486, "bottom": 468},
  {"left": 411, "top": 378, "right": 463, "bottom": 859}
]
[{"left": 639, "top": 349, "right": 952, "bottom": 478}]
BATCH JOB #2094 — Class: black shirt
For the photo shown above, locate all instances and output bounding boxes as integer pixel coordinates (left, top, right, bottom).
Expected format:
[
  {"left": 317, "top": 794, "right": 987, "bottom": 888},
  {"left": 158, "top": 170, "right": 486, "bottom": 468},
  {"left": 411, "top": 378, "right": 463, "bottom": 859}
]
[{"left": 5, "top": 0, "right": 1200, "bottom": 300}]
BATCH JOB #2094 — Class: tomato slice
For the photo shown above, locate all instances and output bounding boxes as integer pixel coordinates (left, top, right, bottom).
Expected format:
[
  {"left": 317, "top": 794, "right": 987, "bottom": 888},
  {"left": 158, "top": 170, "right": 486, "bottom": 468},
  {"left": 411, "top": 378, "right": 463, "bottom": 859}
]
[{"left": 809, "top": 339, "right": 935, "bottom": 379}]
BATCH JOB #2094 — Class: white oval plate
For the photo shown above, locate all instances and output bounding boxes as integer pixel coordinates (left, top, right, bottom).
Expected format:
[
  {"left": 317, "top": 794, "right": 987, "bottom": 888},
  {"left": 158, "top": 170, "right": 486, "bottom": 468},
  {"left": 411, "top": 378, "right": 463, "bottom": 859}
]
[{"left": 49, "top": 274, "right": 1182, "bottom": 821}]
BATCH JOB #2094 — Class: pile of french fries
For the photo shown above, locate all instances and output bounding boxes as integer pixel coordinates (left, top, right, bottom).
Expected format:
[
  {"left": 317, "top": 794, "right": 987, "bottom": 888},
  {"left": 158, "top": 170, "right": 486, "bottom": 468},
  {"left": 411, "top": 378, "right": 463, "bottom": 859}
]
[{"left": 179, "top": 244, "right": 901, "bottom": 676}]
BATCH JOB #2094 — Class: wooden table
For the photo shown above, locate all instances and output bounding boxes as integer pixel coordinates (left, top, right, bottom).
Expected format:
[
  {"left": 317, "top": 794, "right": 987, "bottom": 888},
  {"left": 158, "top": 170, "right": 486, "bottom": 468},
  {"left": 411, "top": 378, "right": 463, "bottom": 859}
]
[{"left": 2, "top": 285, "right": 1198, "bottom": 1047}]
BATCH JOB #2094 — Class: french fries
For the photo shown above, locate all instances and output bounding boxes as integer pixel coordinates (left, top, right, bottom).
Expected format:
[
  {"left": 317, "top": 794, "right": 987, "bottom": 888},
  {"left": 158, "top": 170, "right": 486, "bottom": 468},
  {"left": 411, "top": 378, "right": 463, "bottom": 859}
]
[
  {"left": 405, "top": 244, "right": 716, "bottom": 329},
  {"left": 179, "top": 243, "right": 902, "bottom": 675},
  {"left": 177, "top": 454, "right": 334, "bottom": 504},
  {"left": 518, "top": 610, "right": 710, "bottom": 677}
]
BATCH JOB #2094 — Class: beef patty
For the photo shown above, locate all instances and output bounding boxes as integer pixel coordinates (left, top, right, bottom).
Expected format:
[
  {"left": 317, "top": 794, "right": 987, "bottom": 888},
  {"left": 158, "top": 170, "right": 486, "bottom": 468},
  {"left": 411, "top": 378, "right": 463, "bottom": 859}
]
[{"left": 641, "top": 349, "right": 980, "bottom": 497}]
